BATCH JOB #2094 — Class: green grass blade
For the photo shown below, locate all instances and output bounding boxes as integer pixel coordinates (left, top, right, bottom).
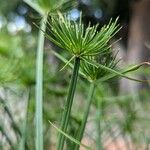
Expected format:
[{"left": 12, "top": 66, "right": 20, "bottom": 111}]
[
  {"left": 60, "top": 55, "right": 75, "bottom": 71},
  {"left": 98, "top": 62, "right": 150, "bottom": 82},
  {"left": 51, "top": 50, "right": 86, "bottom": 77},
  {"left": 49, "top": 121, "right": 92, "bottom": 150},
  {"left": 97, "top": 63, "right": 149, "bottom": 82},
  {"left": 51, "top": 50, "right": 74, "bottom": 69}
]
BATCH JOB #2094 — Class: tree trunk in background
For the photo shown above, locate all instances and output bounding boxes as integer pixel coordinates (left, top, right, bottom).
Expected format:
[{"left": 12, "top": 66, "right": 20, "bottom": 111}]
[{"left": 120, "top": 0, "right": 150, "bottom": 94}]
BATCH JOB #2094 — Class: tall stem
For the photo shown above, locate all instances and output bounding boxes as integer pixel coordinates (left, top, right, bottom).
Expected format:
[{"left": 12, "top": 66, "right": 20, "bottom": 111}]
[
  {"left": 96, "top": 106, "right": 103, "bottom": 150},
  {"left": 75, "top": 82, "right": 95, "bottom": 150},
  {"left": 57, "top": 57, "right": 80, "bottom": 150},
  {"left": 35, "top": 15, "right": 47, "bottom": 150}
]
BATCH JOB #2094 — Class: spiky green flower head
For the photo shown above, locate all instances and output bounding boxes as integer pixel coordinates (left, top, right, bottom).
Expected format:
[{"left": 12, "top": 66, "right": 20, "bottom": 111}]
[
  {"left": 46, "top": 13, "right": 121, "bottom": 60},
  {"left": 80, "top": 50, "right": 120, "bottom": 82}
]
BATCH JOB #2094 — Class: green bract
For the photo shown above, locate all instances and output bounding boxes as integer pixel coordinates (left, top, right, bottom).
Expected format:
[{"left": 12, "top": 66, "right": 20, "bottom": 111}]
[
  {"left": 80, "top": 51, "right": 119, "bottom": 82},
  {"left": 46, "top": 13, "right": 120, "bottom": 57}
]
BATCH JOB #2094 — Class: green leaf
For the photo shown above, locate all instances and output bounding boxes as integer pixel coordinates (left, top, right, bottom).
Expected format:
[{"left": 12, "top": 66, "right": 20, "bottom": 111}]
[
  {"left": 98, "top": 62, "right": 150, "bottom": 82},
  {"left": 97, "top": 62, "right": 150, "bottom": 83},
  {"left": 49, "top": 121, "right": 92, "bottom": 150},
  {"left": 51, "top": 50, "right": 86, "bottom": 77},
  {"left": 60, "top": 55, "right": 75, "bottom": 71}
]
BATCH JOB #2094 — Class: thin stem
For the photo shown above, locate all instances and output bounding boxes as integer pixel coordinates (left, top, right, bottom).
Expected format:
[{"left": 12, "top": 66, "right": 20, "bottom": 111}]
[
  {"left": 35, "top": 15, "right": 47, "bottom": 150},
  {"left": 95, "top": 85, "right": 106, "bottom": 150},
  {"left": 96, "top": 106, "right": 103, "bottom": 150},
  {"left": 57, "top": 57, "right": 80, "bottom": 150},
  {"left": 74, "top": 82, "right": 95, "bottom": 150}
]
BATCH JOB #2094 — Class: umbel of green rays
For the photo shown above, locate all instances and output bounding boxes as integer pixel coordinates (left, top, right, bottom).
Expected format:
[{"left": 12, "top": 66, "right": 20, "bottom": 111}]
[
  {"left": 51, "top": 42, "right": 150, "bottom": 150},
  {"left": 73, "top": 51, "right": 150, "bottom": 149},
  {"left": 23, "top": 1, "right": 75, "bottom": 150},
  {"left": 74, "top": 52, "right": 119, "bottom": 150},
  {"left": 46, "top": 13, "right": 120, "bottom": 150},
  {"left": 46, "top": 13, "right": 120, "bottom": 58}
]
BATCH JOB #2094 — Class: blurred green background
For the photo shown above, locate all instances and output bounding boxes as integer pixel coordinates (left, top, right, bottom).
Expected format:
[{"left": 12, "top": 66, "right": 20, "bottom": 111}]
[{"left": 0, "top": 0, "right": 150, "bottom": 149}]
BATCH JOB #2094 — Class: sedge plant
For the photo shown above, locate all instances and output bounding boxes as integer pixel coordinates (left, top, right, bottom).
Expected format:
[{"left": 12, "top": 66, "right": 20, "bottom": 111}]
[
  {"left": 73, "top": 45, "right": 150, "bottom": 149},
  {"left": 23, "top": 0, "right": 75, "bottom": 150},
  {"left": 45, "top": 13, "right": 122, "bottom": 150},
  {"left": 46, "top": 12, "right": 150, "bottom": 149},
  {"left": 73, "top": 50, "right": 150, "bottom": 149},
  {"left": 73, "top": 50, "right": 120, "bottom": 150}
]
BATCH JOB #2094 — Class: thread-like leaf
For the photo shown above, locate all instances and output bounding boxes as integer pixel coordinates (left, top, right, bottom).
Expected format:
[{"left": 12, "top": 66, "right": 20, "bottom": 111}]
[
  {"left": 49, "top": 121, "right": 92, "bottom": 150},
  {"left": 98, "top": 63, "right": 149, "bottom": 83},
  {"left": 46, "top": 13, "right": 121, "bottom": 57},
  {"left": 98, "top": 62, "right": 150, "bottom": 82}
]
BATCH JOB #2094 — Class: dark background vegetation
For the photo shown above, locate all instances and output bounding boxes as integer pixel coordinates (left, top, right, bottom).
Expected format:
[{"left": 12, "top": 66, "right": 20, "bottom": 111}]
[{"left": 0, "top": 0, "right": 150, "bottom": 149}]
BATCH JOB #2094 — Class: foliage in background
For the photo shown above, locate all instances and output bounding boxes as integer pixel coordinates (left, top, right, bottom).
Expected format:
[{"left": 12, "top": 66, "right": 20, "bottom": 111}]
[{"left": 0, "top": 0, "right": 150, "bottom": 150}]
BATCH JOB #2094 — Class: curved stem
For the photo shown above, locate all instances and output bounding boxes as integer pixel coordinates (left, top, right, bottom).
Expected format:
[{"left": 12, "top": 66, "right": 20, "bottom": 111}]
[
  {"left": 57, "top": 57, "right": 80, "bottom": 150},
  {"left": 35, "top": 15, "right": 47, "bottom": 150},
  {"left": 75, "top": 82, "right": 95, "bottom": 150}
]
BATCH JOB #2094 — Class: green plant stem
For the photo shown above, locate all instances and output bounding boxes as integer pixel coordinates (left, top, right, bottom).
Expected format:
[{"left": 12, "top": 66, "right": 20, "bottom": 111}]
[
  {"left": 57, "top": 57, "right": 80, "bottom": 150},
  {"left": 95, "top": 88, "right": 103, "bottom": 150},
  {"left": 35, "top": 15, "right": 47, "bottom": 150},
  {"left": 96, "top": 108, "right": 103, "bottom": 150},
  {"left": 74, "top": 82, "right": 95, "bottom": 150}
]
